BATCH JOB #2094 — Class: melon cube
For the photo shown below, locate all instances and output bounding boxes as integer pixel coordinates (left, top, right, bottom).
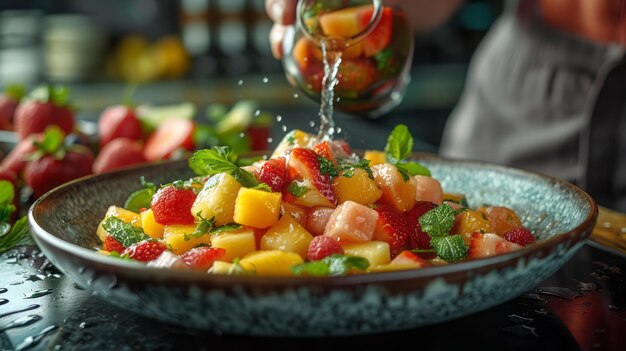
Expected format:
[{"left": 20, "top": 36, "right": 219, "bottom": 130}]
[
  {"left": 342, "top": 241, "right": 391, "bottom": 267},
  {"left": 261, "top": 213, "right": 314, "bottom": 259},
  {"left": 211, "top": 229, "right": 257, "bottom": 262},
  {"left": 305, "top": 206, "right": 335, "bottom": 236},
  {"left": 324, "top": 201, "right": 378, "bottom": 244},
  {"left": 191, "top": 173, "right": 241, "bottom": 225},
  {"left": 281, "top": 202, "right": 308, "bottom": 226},
  {"left": 413, "top": 175, "right": 443, "bottom": 205},
  {"left": 141, "top": 209, "right": 164, "bottom": 239},
  {"left": 233, "top": 188, "right": 282, "bottom": 228},
  {"left": 239, "top": 250, "right": 304, "bottom": 276},
  {"left": 163, "top": 225, "right": 212, "bottom": 254},
  {"left": 332, "top": 168, "right": 382, "bottom": 205}
]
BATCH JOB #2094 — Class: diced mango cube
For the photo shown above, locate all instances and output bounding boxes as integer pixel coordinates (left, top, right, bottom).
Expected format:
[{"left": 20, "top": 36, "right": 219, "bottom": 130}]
[
  {"left": 281, "top": 202, "right": 308, "bottom": 226},
  {"left": 163, "top": 225, "right": 212, "bottom": 254},
  {"left": 324, "top": 201, "right": 378, "bottom": 244},
  {"left": 233, "top": 188, "right": 281, "bottom": 228},
  {"left": 476, "top": 206, "right": 523, "bottom": 236},
  {"left": 363, "top": 150, "right": 387, "bottom": 166},
  {"left": 191, "top": 173, "right": 241, "bottom": 226},
  {"left": 211, "top": 229, "right": 257, "bottom": 262},
  {"left": 452, "top": 209, "right": 495, "bottom": 245},
  {"left": 141, "top": 209, "right": 165, "bottom": 239},
  {"left": 261, "top": 213, "right": 314, "bottom": 259},
  {"left": 239, "top": 250, "right": 304, "bottom": 276},
  {"left": 343, "top": 241, "right": 391, "bottom": 267},
  {"left": 210, "top": 261, "right": 233, "bottom": 274},
  {"left": 332, "top": 168, "right": 382, "bottom": 205},
  {"left": 97, "top": 206, "right": 142, "bottom": 241},
  {"left": 372, "top": 163, "right": 417, "bottom": 212}
]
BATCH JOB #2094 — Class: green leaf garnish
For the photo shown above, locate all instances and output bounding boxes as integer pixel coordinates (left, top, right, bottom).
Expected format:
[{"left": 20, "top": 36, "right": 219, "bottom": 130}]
[
  {"left": 108, "top": 251, "right": 133, "bottom": 261},
  {"left": 186, "top": 215, "right": 216, "bottom": 241},
  {"left": 287, "top": 181, "right": 308, "bottom": 198},
  {"left": 29, "top": 84, "right": 70, "bottom": 107},
  {"left": 0, "top": 217, "right": 33, "bottom": 255},
  {"left": 418, "top": 203, "right": 455, "bottom": 238},
  {"left": 5, "top": 84, "right": 26, "bottom": 101},
  {"left": 291, "top": 254, "right": 370, "bottom": 277},
  {"left": 30, "top": 126, "right": 66, "bottom": 160},
  {"left": 0, "top": 180, "right": 15, "bottom": 206},
  {"left": 338, "top": 158, "right": 373, "bottom": 179},
  {"left": 252, "top": 183, "right": 272, "bottom": 192},
  {"left": 384, "top": 124, "right": 431, "bottom": 181},
  {"left": 318, "top": 156, "right": 339, "bottom": 178},
  {"left": 189, "top": 146, "right": 259, "bottom": 188},
  {"left": 101, "top": 217, "right": 149, "bottom": 248},
  {"left": 124, "top": 177, "right": 156, "bottom": 212},
  {"left": 431, "top": 235, "right": 468, "bottom": 262}
]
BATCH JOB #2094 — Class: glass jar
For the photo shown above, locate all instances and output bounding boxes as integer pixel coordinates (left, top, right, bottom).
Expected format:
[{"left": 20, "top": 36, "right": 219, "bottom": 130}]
[{"left": 282, "top": 0, "right": 414, "bottom": 118}]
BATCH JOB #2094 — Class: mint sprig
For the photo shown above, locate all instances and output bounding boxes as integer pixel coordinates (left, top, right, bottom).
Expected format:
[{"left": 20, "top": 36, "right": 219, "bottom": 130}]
[
  {"left": 101, "top": 217, "right": 149, "bottom": 248},
  {"left": 418, "top": 204, "right": 468, "bottom": 262},
  {"left": 338, "top": 158, "right": 373, "bottom": 178},
  {"left": 185, "top": 214, "right": 242, "bottom": 241},
  {"left": 0, "top": 181, "right": 33, "bottom": 254},
  {"left": 124, "top": 176, "right": 156, "bottom": 213},
  {"left": 189, "top": 146, "right": 259, "bottom": 188},
  {"left": 384, "top": 124, "right": 431, "bottom": 181},
  {"left": 287, "top": 181, "right": 308, "bottom": 198},
  {"left": 291, "top": 254, "right": 370, "bottom": 277},
  {"left": 431, "top": 235, "right": 468, "bottom": 262}
]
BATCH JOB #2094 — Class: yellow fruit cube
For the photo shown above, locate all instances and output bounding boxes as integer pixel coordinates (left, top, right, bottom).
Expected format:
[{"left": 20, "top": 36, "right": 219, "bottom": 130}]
[
  {"left": 233, "top": 188, "right": 281, "bottom": 228},
  {"left": 239, "top": 250, "right": 304, "bottom": 276},
  {"left": 452, "top": 210, "right": 495, "bottom": 245},
  {"left": 363, "top": 150, "right": 386, "bottom": 166},
  {"left": 342, "top": 241, "right": 391, "bottom": 267},
  {"left": 211, "top": 229, "right": 257, "bottom": 262},
  {"left": 97, "top": 206, "right": 142, "bottom": 241},
  {"left": 372, "top": 163, "right": 417, "bottom": 212},
  {"left": 261, "top": 213, "right": 314, "bottom": 259},
  {"left": 163, "top": 225, "right": 212, "bottom": 254},
  {"left": 271, "top": 129, "right": 313, "bottom": 158},
  {"left": 332, "top": 168, "right": 382, "bottom": 205},
  {"left": 210, "top": 261, "right": 233, "bottom": 274},
  {"left": 280, "top": 202, "right": 308, "bottom": 226},
  {"left": 191, "top": 173, "right": 241, "bottom": 226},
  {"left": 141, "top": 209, "right": 165, "bottom": 239}
]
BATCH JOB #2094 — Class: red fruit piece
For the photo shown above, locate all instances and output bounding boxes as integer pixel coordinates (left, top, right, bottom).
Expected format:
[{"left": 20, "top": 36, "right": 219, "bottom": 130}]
[
  {"left": 14, "top": 85, "right": 74, "bottom": 139},
  {"left": 337, "top": 58, "right": 378, "bottom": 93},
  {"left": 372, "top": 204, "right": 412, "bottom": 256},
  {"left": 93, "top": 138, "right": 147, "bottom": 174},
  {"left": 98, "top": 105, "right": 144, "bottom": 147},
  {"left": 503, "top": 227, "right": 536, "bottom": 247},
  {"left": 1, "top": 136, "right": 37, "bottom": 174},
  {"left": 406, "top": 201, "right": 438, "bottom": 249},
  {"left": 104, "top": 235, "right": 125, "bottom": 254},
  {"left": 312, "top": 141, "right": 336, "bottom": 164},
  {"left": 0, "top": 85, "right": 25, "bottom": 130},
  {"left": 123, "top": 240, "right": 167, "bottom": 262},
  {"left": 24, "top": 146, "right": 94, "bottom": 197},
  {"left": 307, "top": 235, "right": 343, "bottom": 261},
  {"left": 143, "top": 118, "right": 195, "bottom": 162},
  {"left": 360, "top": 6, "right": 394, "bottom": 57},
  {"left": 150, "top": 185, "right": 197, "bottom": 225},
  {"left": 287, "top": 147, "right": 337, "bottom": 206},
  {"left": 180, "top": 247, "right": 226, "bottom": 270},
  {"left": 254, "top": 157, "right": 286, "bottom": 192},
  {"left": 468, "top": 232, "right": 523, "bottom": 259}
]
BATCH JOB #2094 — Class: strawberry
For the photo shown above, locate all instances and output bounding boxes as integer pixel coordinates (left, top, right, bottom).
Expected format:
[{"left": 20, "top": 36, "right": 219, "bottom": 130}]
[
  {"left": 150, "top": 185, "right": 197, "bottom": 225},
  {"left": 503, "top": 227, "right": 535, "bottom": 247},
  {"left": 307, "top": 235, "right": 343, "bottom": 261},
  {"left": 123, "top": 240, "right": 167, "bottom": 262},
  {"left": 390, "top": 250, "right": 429, "bottom": 268},
  {"left": 98, "top": 105, "right": 144, "bottom": 147},
  {"left": 359, "top": 6, "right": 393, "bottom": 57},
  {"left": 254, "top": 157, "right": 286, "bottom": 192},
  {"left": 312, "top": 141, "right": 336, "bottom": 164},
  {"left": 337, "top": 58, "right": 378, "bottom": 94},
  {"left": 0, "top": 135, "right": 38, "bottom": 174},
  {"left": 143, "top": 118, "right": 195, "bottom": 162},
  {"left": 0, "top": 84, "right": 25, "bottom": 130},
  {"left": 406, "top": 201, "right": 438, "bottom": 249},
  {"left": 287, "top": 147, "right": 337, "bottom": 207},
  {"left": 180, "top": 247, "right": 226, "bottom": 270},
  {"left": 372, "top": 203, "right": 412, "bottom": 256},
  {"left": 14, "top": 84, "right": 75, "bottom": 139},
  {"left": 468, "top": 232, "right": 523, "bottom": 259},
  {"left": 103, "top": 235, "right": 125, "bottom": 254},
  {"left": 93, "top": 138, "right": 147, "bottom": 174}
]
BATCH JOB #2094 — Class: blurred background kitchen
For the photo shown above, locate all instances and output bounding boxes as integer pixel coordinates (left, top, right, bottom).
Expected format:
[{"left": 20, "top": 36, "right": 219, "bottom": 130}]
[{"left": 0, "top": 0, "right": 499, "bottom": 151}]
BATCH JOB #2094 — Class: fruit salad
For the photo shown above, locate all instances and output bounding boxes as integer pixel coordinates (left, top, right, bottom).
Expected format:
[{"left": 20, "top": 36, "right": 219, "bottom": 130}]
[{"left": 96, "top": 125, "right": 536, "bottom": 276}]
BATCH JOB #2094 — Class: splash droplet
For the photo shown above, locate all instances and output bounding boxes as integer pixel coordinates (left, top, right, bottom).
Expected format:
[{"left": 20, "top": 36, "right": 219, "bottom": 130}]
[
  {"left": 267, "top": 138, "right": 273, "bottom": 143},
  {"left": 293, "top": 93, "right": 299, "bottom": 98},
  {"left": 262, "top": 77, "right": 269, "bottom": 83},
  {"left": 0, "top": 288, "right": 7, "bottom": 294},
  {"left": 239, "top": 132, "right": 245, "bottom": 138},
  {"left": 24, "top": 288, "right": 53, "bottom": 299},
  {"left": 15, "top": 324, "right": 57, "bottom": 351},
  {"left": 237, "top": 79, "right": 244, "bottom": 86},
  {"left": 0, "top": 298, "right": 8, "bottom": 305},
  {"left": 281, "top": 125, "right": 287, "bottom": 132},
  {"left": 0, "top": 304, "right": 40, "bottom": 318},
  {"left": 276, "top": 115, "right": 282, "bottom": 122},
  {"left": 254, "top": 110, "right": 261, "bottom": 117},
  {"left": 534, "top": 287, "right": 583, "bottom": 300},
  {"left": 309, "top": 121, "right": 316, "bottom": 128},
  {"left": 0, "top": 314, "right": 42, "bottom": 332}
]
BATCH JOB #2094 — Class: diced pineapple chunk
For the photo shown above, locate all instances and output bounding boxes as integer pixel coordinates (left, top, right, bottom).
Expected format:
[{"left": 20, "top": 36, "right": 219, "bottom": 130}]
[
  {"left": 239, "top": 250, "right": 304, "bottom": 276},
  {"left": 191, "top": 173, "right": 241, "bottom": 226},
  {"left": 332, "top": 168, "right": 382, "bottom": 205},
  {"left": 211, "top": 229, "right": 257, "bottom": 262},
  {"left": 271, "top": 129, "right": 313, "bottom": 158},
  {"left": 261, "top": 213, "right": 314, "bottom": 258},
  {"left": 452, "top": 210, "right": 495, "bottom": 245},
  {"left": 343, "top": 241, "right": 391, "bottom": 267},
  {"left": 97, "top": 206, "right": 142, "bottom": 241},
  {"left": 233, "top": 188, "right": 282, "bottom": 228},
  {"left": 324, "top": 201, "right": 378, "bottom": 244},
  {"left": 163, "top": 225, "right": 212, "bottom": 254},
  {"left": 210, "top": 261, "right": 233, "bottom": 274},
  {"left": 141, "top": 209, "right": 165, "bottom": 239},
  {"left": 281, "top": 202, "right": 308, "bottom": 226},
  {"left": 363, "top": 150, "right": 386, "bottom": 166}
]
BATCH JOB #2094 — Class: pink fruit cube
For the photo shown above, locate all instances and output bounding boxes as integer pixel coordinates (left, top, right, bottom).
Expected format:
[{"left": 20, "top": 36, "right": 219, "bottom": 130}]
[{"left": 324, "top": 201, "right": 379, "bottom": 244}]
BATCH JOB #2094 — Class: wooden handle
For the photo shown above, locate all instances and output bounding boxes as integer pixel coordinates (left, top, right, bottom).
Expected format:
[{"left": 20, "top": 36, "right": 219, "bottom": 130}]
[{"left": 590, "top": 206, "right": 626, "bottom": 254}]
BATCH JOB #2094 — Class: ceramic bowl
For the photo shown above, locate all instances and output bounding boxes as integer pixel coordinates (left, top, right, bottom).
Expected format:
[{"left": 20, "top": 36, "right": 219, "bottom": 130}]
[{"left": 28, "top": 156, "right": 598, "bottom": 336}]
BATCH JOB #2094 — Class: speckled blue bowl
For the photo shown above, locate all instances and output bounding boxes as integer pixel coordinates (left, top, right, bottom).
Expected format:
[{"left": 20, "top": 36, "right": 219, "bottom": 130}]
[{"left": 28, "top": 155, "right": 597, "bottom": 337}]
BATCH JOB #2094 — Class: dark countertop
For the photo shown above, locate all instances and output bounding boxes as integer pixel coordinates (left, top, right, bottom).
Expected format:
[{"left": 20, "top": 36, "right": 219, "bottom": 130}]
[{"left": 0, "top": 241, "right": 624, "bottom": 351}]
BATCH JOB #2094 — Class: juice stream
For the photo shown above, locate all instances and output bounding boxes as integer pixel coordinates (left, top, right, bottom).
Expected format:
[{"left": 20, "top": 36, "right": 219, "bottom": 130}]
[{"left": 316, "top": 40, "right": 343, "bottom": 142}]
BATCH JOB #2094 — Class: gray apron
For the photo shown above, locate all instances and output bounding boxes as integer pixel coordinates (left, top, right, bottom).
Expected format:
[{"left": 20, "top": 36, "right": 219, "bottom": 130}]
[{"left": 438, "top": 5, "right": 626, "bottom": 211}]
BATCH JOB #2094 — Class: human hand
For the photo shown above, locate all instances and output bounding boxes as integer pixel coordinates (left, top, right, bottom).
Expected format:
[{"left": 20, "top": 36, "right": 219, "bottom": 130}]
[{"left": 265, "top": 0, "right": 298, "bottom": 59}]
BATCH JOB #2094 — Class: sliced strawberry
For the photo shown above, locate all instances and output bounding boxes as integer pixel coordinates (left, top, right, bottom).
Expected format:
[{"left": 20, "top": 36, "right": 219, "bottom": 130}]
[
  {"left": 337, "top": 58, "right": 378, "bottom": 94},
  {"left": 372, "top": 204, "right": 411, "bottom": 256},
  {"left": 468, "top": 232, "right": 523, "bottom": 259},
  {"left": 331, "top": 140, "right": 352, "bottom": 156},
  {"left": 104, "top": 235, "right": 125, "bottom": 254},
  {"left": 254, "top": 157, "right": 286, "bottom": 192},
  {"left": 150, "top": 185, "right": 197, "bottom": 225},
  {"left": 359, "top": 6, "right": 394, "bottom": 57},
  {"left": 312, "top": 141, "right": 336, "bottom": 164},
  {"left": 180, "top": 247, "right": 226, "bottom": 270},
  {"left": 503, "top": 227, "right": 535, "bottom": 247},
  {"left": 93, "top": 138, "right": 148, "bottom": 174},
  {"left": 143, "top": 118, "right": 195, "bottom": 162},
  {"left": 287, "top": 147, "right": 336, "bottom": 207},
  {"left": 390, "top": 250, "right": 429, "bottom": 268},
  {"left": 123, "top": 240, "right": 167, "bottom": 262},
  {"left": 307, "top": 235, "right": 343, "bottom": 261},
  {"left": 406, "top": 201, "right": 438, "bottom": 249}
]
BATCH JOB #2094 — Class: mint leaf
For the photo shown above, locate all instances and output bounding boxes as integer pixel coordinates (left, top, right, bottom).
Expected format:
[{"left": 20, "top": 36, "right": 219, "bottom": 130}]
[
  {"left": 231, "top": 168, "right": 258, "bottom": 188},
  {"left": 431, "top": 235, "right": 467, "bottom": 262},
  {"left": 186, "top": 216, "right": 216, "bottom": 241},
  {"left": 385, "top": 124, "right": 413, "bottom": 164},
  {"left": 291, "top": 254, "right": 370, "bottom": 277},
  {"left": 189, "top": 146, "right": 259, "bottom": 188},
  {"left": 396, "top": 161, "right": 431, "bottom": 177},
  {"left": 252, "top": 183, "right": 272, "bottom": 192},
  {"left": 418, "top": 203, "right": 455, "bottom": 238},
  {"left": 124, "top": 177, "right": 156, "bottom": 212},
  {"left": 338, "top": 158, "right": 373, "bottom": 178},
  {"left": 318, "top": 156, "right": 339, "bottom": 178},
  {"left": 211, "top": 223, "right": 242, "bottom": 235},
  {"left": 101, "top": 217, "right": 149, "bottom": 248},
  {"left": 0, "top": 217, "right": 33, "bottom": 254},
  {"left": 0, "top": 180, "right": 15, "bottom": 206},
  {"left": 288, "top": 181, "right": 308, "bottom": 198}
]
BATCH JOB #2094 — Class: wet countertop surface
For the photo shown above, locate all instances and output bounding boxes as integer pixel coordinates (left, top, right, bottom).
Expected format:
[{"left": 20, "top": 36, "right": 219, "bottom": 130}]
[{"left": 0, "top": 241, "right": 624, "bottom": 351}]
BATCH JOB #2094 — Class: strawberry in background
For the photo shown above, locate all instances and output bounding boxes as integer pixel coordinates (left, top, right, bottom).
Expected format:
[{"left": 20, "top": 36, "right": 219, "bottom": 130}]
[
  {"left": 23, "top": 126, "right": 93, "bottom": 197},
  {"left": 98, "top": 104, "right": 143, "bottom": 148},
  {"left": 93, "top": 137, "right": 147, "bottom": 174},
  {"left": 0, "top": 84, "right": 26, "bottom": 130},
  {"left": 13, "top": 84, "right": 75, "bottom": 139}
]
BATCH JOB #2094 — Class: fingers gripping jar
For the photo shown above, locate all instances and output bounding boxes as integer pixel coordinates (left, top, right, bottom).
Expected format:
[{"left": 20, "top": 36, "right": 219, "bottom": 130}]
[{"left": 282, "top": 0, "right": 414, "bottom": 118}]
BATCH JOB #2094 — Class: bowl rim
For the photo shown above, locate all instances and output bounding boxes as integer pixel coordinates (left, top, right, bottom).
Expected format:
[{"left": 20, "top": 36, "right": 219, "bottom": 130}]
[{"left": 28, "top": 155, "right": 599, "bottom": 287}]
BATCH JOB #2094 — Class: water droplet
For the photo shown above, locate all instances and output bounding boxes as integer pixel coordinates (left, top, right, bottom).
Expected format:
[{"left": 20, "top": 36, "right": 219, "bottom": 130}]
[
  {"left": 281, "top": 125, "right": 287, "bottom": 132},
  {"left": 608, "top": 304, "right": 618, "bottom": 311},
  {"left": 336, "top": 127, "right": 342, "bottom": 134},
  {"left": 502, "top": 323, "right": 539, "bottom": 338},
  {"left": 77, "top": 267, "right": 85, "bottom": 274},
  {"left": 24, "top": 289, "right": 53, "bottom": 299},
  {"left": 577, "top": 281, "right": 600, "bottom": 292},
  {"left": 0, "top": 314, "right": 42, "bottom": 332},
  {"left": 0, "top": 304, "right": 40, "bottom": 318},
  {"left": 237, "top": 79, "right": 244, "bottom": 86},
  {"left": 266, "top": 138, "right": 273, "bottom": 143},
  {"left": 254, "top": 110, "right": 261, "bottom": 117},
  {"left": 0, "top": 298, "right": 8, "bottom": 305},
  {"left": 10, "top": 281, "right": 23, "bottom": 285},
  {"left": 0, "top": 288, "right": 7, "bottom": 293},
  {"left": 391, "top": 92, "right": 402, "bottom": 101},
  {"left": 534, "top": 287, "right": 583, "bottom": 300},
  {"left": 293, "top": 93, "right": 299, "bottom": 98},
  {"left": 309, "top": 121, "right": 316, "bottom": 128},
  {"left": 262, "top": 77, "right": 269, "bottom": 83},
  {"left": 239, "top": 132, "right": 245, "bottom": 138},
  {"left": 276, "top": 115, "right": 282, "bottom": 122},
  {"left": 15, "top": 324, "right": 57, "bottom": 351},
  {"left": 507, "top": 314, "right": 533, "bottom": 323},
  {"left": 534, "top": 309, "right": 549, "bottom": 315},
  {"left": 79, "top": 322, "right": 87, "bottom": 329},
  {"left": 73, "top": 283, "right": 85, "bottom": 290}
]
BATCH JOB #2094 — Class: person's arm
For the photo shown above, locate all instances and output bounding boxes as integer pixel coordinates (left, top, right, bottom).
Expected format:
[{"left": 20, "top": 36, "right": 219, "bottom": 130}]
[{"left": 265, "top": 0, "right": 465, "bottom": 59}]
